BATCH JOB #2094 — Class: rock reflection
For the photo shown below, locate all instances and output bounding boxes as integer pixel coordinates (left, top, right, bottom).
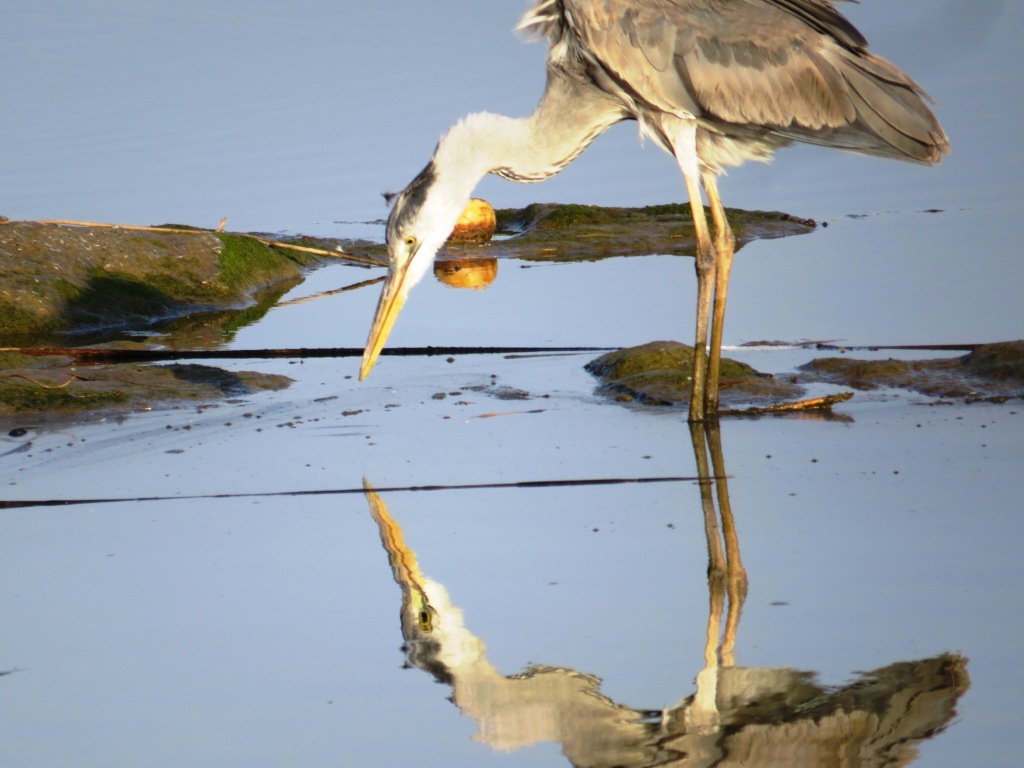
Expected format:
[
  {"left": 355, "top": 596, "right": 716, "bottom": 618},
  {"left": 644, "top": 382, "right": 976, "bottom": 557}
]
[{"left": 363, "top": 441, "right": 968, "bottom": 766}]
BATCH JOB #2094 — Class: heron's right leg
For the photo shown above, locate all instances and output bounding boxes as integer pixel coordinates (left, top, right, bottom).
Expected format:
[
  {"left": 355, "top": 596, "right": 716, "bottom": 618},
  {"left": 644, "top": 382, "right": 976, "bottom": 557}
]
[
  {"left": 674, "top": 122, "right": 716, "bottom": 422},
  {"left": 702, "top": 173, "right": 736, "bottom": 415}
]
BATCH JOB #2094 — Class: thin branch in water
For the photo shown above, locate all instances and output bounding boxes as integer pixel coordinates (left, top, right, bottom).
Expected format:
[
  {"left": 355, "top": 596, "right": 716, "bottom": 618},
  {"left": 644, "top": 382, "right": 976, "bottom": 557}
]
[
  {"left": 273, "top": 276, "right": 385, "bottom": 308},
  {"left": 720, "top": 391, "right": 854, "bottom": 416},
  {"left": 0, "top": 372, "right": 81, "bottom": 390},
  {"left": 12, "top": 219, "right": 207, "bottom": 234},
  {"left": 244, "top": 235, "right": 386, "bottom": 267},
  {"left": 471, "top": 409, "right": 547, "bottom": 419}
]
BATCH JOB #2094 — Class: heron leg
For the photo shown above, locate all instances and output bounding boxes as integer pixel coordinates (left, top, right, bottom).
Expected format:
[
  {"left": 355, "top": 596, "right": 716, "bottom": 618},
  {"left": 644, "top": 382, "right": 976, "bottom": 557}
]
[
  {"left": 702, "top": 174, "right": 736, "bottom": 415},
  {"left": 674, "top": 120, "right": 717, "bottom": 421},
  {"left": 684, "top": 172, "right": 716, "bottom": 422}
]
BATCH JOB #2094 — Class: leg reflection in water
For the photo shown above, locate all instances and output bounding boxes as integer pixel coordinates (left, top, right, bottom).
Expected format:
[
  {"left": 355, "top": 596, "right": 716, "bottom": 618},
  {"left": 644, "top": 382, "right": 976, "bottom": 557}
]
[
  {"left": 682, "top": 422, "right": 748, "bottom": 745},
  {"left": 362, "top": 433, "right": 968, "bottom": 767}
]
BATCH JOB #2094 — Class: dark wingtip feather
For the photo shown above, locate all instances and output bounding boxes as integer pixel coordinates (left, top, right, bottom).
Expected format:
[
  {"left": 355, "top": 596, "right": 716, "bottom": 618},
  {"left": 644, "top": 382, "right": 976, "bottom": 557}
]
[{"left": 841, "top": 56, "right": 951, "bottom": 164}]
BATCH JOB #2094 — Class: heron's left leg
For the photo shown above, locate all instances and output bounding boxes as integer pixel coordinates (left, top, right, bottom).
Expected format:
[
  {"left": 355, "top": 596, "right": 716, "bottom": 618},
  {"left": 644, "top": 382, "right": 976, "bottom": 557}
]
[{"left": 701, "top": 173, "right": 736, "bottom": 414}]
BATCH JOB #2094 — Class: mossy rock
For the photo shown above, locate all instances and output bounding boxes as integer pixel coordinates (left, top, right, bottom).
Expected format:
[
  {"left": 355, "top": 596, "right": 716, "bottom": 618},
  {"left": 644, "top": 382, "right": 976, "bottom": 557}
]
[
  {"left": 0, "top": 221, "right": 320, "bottom": 338},
  {"left": 446, "top": 202, "right": 816, "bottom": 262},
  {"left": 798, "top": 341, "right": 1024, "bottom": 400},
  {"left": 586, "top": 340, "right": 757, "bottom": 381},
  {"left": 336, "top": 202, "right": 815, "bottom": 265},
  {"left": 586, "top": 340, "right": 803, "bottom": 406},
  {"left": 0, "top": 349, "right": 292, "bottom": 419},
  {"left": 961, "top": 341, "right": 1024, "bottom": 382},
  {"left": 797, "top": 357, "right": 916, "bottom": 391}
]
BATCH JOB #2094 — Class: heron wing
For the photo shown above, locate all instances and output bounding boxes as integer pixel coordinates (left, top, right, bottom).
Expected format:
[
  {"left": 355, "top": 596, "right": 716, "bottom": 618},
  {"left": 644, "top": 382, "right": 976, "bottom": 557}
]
[{"left": 561, "top": 0, "right": 947, "bottom": 161}]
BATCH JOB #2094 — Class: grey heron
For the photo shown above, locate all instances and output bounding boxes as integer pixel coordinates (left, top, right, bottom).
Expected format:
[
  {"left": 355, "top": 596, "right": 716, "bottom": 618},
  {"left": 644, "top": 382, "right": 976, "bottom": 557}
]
[{"left": 360, "top": 0, "right": 948, "bottom": 421}]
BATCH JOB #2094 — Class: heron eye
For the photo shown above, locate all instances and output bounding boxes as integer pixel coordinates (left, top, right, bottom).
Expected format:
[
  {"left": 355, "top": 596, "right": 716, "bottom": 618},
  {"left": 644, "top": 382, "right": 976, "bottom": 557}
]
[{"left": 404, "top": 235, "right": 417, "bottom": 249}]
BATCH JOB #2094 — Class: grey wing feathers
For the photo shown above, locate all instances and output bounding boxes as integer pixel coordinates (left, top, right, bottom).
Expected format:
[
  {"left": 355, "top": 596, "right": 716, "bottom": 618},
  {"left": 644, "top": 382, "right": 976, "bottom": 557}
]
[
  {"left": 553, "top": 0, "right": 948, "bottom": 163},
  {"left": 764, "top": 0, "right": 867, "bottom": 49},
  {"left": 822, "top": 50, "right": 949, "bottom": 162}
]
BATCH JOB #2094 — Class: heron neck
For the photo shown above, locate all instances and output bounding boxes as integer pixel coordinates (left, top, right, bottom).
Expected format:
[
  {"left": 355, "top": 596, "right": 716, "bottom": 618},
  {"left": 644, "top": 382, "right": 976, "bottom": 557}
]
[
  {"left": 433, "top": 106, "right": 601, "bottom": 191},
  {"left": 432, "top": 113, "right": 530, "bottom": 192}
]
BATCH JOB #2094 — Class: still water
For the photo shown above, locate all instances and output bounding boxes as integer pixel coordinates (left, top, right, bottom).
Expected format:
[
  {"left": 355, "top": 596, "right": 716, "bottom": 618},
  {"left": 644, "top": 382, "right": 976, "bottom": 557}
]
[{"left": 2, "top": 2, "right": 1023, "bottom": 767}]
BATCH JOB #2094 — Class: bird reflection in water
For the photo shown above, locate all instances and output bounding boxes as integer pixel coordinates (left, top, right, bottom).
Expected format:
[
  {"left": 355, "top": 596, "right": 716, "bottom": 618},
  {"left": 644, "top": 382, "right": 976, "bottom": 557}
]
[{"left": 362, "top": 430, "right": 968, "bottom": 766}]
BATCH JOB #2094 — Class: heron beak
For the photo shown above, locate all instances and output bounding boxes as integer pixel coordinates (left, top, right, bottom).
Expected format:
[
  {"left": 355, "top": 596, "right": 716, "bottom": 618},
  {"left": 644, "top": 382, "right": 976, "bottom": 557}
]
[{"left": 360, "top": 262, "right": 411, "bottom": 380}]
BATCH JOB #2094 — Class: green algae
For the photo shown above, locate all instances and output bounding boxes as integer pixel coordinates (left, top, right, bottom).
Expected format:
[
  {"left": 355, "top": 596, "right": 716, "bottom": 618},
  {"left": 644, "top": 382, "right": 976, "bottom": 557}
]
[
  {"left": 798, "top": 357, "right": 916, "bottom": 390},
  {"left": 585, "top": 340, "right": 756, "bottom": 381},
  {"left": 962, "top": 341, "right": 1024, "bottom": 382},
  {"left": 214, "top": 232, "right": 312, "bottom": 295},
  {"left": 0, "top": 351, "right": 292, "bottom": 418},
  {"left": 798, "top": 341, "right": 1024, "bottom": 400},
  {"left": 480, "top": 203, "right": 816, "bottom": 263},
  {"left": 0, "top": 222, "right": 320, "bottom": 339},
  {"left": 0, "top": 381, "right": 128, "bottom": 412},
  {"left": 590, "top": 340, "right": 1024, "bottom": 409},
  {"left": 586, "top": 341, "right": 802, "bottom": 407}
]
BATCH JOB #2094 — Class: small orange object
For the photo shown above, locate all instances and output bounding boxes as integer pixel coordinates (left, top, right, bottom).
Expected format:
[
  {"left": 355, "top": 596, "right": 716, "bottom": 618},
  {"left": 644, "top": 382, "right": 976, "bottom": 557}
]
[{"left": 448, "top": 198, "right": 496, "bottom": 244}]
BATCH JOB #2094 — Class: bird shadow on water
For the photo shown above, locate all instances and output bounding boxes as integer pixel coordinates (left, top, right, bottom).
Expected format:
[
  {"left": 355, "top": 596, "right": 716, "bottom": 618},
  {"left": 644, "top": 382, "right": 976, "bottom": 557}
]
[{"left": 362, "top": 424, "right": 968, "bottom": 767}]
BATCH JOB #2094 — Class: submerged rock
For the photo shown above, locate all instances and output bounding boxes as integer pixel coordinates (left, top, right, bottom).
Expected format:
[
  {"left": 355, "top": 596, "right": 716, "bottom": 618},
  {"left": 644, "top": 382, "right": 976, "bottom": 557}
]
[
  {"left": 0, "top": 348, "right": 291, "bottom": 421},
  {"left": 588, "top": 339, "right": 1024, "bottom": 411},
  {"left": 585, "top": 341, "right": 803, "bottom": 406},
  {"left": 445, "top": 202, "right": 816, "bottom": 262},
  {"left": 798, "top": 340, "right": 1024, "bottom": 401}
]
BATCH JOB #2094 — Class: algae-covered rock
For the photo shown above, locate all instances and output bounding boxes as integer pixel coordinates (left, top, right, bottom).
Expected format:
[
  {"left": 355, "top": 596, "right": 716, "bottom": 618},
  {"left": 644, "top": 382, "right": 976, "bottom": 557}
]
[
  {"left": 0, "top": 348, "right": 292, "bottom": 420},
  {"left": 447, "top": 202, "right": 816, "bottom": 262},
  {"left": 798, "top": 341, "right": 1024, "bottom": 400},
  {"left": 961, "top": 341, "right": 1024, "bottom": 382},
  {"left": 0, "top": 221, "right": 319, "bottom": 338},
  {"left": 586, "top": 340, "right": 803, "bottom": 406},
  {"left": 797, "top": 357, "right": 916, "bottom": 391}
]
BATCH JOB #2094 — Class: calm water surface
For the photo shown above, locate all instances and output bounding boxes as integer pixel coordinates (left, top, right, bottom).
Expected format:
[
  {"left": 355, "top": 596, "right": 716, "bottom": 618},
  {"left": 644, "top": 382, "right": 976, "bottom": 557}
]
[{"left": 2, "top": 2, "right": 1023, "bottom": 767}]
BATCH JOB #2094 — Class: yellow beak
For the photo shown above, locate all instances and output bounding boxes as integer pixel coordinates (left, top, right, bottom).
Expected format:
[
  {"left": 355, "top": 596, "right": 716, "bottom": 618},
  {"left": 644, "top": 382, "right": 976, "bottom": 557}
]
[{"left": 359, "top": 264, "right": 411, "bottom": 380}]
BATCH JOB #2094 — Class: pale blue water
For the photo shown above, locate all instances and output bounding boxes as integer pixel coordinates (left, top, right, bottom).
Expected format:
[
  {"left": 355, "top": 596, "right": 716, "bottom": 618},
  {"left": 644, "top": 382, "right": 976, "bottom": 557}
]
[{"left": 2, "top": 2, "right": 1023, "bottom": 767}]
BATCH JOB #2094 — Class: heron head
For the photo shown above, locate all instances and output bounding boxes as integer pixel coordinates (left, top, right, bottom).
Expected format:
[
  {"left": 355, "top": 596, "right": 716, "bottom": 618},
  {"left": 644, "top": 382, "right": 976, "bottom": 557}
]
[{"left": 360, "top": 161, "right": 468, "bottom": 380}]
